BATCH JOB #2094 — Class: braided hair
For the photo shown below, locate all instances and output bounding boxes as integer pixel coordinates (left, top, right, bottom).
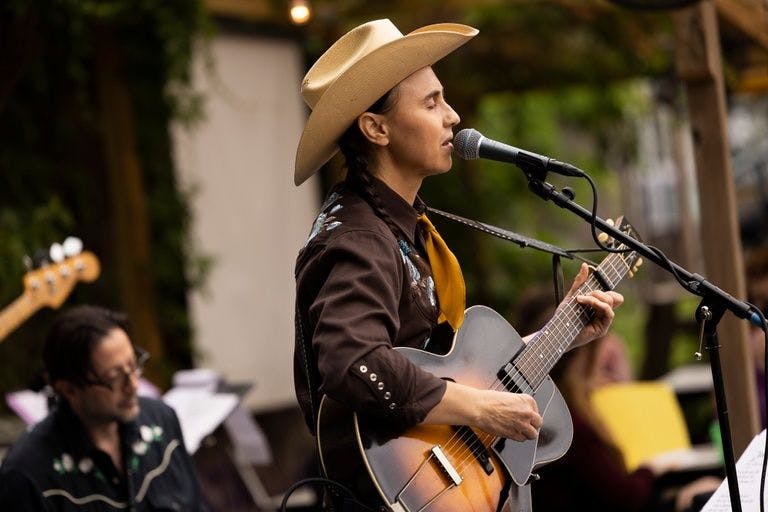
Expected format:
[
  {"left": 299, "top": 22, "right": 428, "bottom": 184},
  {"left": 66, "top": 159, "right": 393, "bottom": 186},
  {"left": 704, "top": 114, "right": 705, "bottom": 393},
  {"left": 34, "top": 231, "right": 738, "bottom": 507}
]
[{"left": 337, "top": 87, "right": 405, "bottom": 242}]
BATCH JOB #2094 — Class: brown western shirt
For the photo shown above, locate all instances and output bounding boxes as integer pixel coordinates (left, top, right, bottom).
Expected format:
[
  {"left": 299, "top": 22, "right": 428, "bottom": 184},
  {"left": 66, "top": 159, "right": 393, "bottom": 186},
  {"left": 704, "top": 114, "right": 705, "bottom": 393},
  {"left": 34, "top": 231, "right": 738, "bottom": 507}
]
[{"left": 294, "top": 178, "right": 450, "bottom": 432}]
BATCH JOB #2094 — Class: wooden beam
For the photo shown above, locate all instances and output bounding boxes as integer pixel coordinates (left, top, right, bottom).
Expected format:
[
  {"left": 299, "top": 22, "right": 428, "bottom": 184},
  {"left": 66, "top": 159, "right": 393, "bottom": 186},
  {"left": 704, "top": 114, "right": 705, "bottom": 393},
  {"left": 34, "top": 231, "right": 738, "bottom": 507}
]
[
  {"left": 736, "top": 64, "right": 768, "bottom": 93},
  {"left": 673, "top": 1, "right": 758, "bottom": 456},
  {"left": 94, "top": 26, "right": 168, "bottom": 386},
  {"left": 716, "top": 0, "right": 768, "bottom": 51}
]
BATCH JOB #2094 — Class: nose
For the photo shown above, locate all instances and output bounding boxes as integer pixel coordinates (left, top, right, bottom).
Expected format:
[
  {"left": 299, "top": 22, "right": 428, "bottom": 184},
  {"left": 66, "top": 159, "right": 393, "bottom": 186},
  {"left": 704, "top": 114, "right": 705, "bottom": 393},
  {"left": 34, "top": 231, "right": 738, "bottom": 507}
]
[{"left": 445, "top": 102, "right": 460, "bottom": 127}]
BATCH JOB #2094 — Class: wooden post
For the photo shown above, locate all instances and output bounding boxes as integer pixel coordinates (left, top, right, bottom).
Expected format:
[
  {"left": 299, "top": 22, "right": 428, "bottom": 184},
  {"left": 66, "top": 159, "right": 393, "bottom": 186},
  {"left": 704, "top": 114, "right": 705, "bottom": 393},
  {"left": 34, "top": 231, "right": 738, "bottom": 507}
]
[
  {"left": 673, "top": 1, "right": 758, "bottom": 454},
  {"left": 94, "top": 25, "right": 167, "bottom": 385}
]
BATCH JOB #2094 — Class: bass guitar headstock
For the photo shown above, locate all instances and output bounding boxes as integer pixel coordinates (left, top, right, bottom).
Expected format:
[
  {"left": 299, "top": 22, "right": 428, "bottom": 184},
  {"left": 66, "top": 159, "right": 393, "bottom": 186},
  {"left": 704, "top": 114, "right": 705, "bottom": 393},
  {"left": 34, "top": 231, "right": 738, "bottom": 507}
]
[{"left": 21, "top": 237, "right": 101, "bottom": 309}]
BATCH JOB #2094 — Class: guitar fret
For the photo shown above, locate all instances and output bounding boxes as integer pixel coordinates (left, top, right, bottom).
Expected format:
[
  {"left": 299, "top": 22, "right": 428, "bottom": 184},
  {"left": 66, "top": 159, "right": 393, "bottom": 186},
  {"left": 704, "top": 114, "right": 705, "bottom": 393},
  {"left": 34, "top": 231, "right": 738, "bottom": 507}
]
[{"left": 514, "top": 252, "right": 630, "bottom": 389}]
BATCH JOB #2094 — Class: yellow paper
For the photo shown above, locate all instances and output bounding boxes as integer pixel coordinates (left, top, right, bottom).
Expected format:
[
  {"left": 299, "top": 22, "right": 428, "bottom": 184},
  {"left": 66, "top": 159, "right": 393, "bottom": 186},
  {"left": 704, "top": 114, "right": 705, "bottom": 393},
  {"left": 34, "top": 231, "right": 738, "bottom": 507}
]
[{"left": 591, "top": 381, "right": 691, "bottom": 472}]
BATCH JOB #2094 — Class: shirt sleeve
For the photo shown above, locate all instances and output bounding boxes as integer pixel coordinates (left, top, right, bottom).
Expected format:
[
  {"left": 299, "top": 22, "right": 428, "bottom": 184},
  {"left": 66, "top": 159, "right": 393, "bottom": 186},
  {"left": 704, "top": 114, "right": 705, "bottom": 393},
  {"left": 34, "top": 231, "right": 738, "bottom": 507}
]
[{"left": 309, "top": 229, "right": 446, "bottom": 430}]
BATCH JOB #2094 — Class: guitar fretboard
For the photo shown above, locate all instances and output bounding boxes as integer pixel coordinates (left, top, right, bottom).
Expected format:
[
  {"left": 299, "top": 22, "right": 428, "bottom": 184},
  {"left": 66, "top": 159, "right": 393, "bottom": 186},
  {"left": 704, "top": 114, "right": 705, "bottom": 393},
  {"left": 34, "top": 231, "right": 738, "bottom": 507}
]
[{"left": 512, "top": 250, "right": 632, "bottom": 391}]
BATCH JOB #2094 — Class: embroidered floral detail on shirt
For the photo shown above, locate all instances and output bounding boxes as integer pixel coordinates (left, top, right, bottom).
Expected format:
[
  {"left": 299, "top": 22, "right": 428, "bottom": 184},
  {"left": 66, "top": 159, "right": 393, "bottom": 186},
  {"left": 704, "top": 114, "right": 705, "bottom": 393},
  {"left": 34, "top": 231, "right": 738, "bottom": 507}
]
[
  {"left": 131, "top": 423, "right": 164, "bottom": 463},
  {"left": 425, "top": 276, "right": 436, "bottom": 307},
  {"left": 78, "top": 457, "right": 94, "bottom": 473},
  {"left": 132, "top": 441, "right": 149, "bottom": 455},
  {"left": 140, "top": 424, "right": 163, "bottom": 443},
  {"left": 306, "top": 192, "right": 343, "bottom": 245},
  {"left": 398, "top": 242, "right": 437, "bottom": 307},
  {"left": 53, "top": 453, "right": 75, "bottom": 474}
]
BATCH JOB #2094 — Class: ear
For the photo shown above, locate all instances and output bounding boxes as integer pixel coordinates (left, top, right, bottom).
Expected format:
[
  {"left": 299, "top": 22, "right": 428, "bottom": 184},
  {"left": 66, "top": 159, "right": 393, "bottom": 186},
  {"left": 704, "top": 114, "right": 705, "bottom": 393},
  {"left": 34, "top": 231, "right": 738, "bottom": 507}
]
[
  {"left": 54, "top": 380, "right": 79, "bottom": 406},
  {"left": 357, "top": 112, "right": 389, "bottom": 147}
]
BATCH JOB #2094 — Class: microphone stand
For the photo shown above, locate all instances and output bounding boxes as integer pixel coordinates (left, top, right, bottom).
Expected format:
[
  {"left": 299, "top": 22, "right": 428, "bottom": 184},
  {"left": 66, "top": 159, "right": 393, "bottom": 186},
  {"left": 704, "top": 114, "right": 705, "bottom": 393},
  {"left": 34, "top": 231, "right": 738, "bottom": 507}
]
[{"left": 520, "top": 170, "right": 759, "bottom": 512}]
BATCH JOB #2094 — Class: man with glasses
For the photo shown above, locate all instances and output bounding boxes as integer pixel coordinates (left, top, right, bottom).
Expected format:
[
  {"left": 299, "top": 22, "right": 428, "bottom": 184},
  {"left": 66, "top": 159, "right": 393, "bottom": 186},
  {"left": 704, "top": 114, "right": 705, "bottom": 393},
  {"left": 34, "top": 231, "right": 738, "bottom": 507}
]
[{"left": 0, "top": 305, "right": 208, "bottom": 511}]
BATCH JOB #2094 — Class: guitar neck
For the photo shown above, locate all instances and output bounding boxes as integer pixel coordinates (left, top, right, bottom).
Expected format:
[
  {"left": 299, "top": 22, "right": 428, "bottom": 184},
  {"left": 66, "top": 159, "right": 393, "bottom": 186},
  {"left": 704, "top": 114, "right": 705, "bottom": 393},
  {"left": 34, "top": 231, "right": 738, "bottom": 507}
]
[
  {"left": 0, "top": 293, "right": 37, "bottom": 342},
  {"left": 514, "top": 253, "right": 630, "bottom": 390}
]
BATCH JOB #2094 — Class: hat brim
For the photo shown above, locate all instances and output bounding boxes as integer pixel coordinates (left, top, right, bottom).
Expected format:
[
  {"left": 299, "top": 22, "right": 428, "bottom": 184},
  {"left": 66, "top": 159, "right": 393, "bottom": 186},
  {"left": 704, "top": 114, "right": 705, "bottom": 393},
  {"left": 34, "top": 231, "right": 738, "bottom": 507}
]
[{"left": 294, "top": 24, "right": 478, "bottom": 186}]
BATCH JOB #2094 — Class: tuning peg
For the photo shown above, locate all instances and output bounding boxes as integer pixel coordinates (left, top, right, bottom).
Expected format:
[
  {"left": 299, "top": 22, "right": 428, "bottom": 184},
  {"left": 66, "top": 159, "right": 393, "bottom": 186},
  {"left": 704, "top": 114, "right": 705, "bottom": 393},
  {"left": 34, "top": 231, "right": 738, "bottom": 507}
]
[
  {"left": 49, "top": 243, "right": 65, "bottom": 263},
  {"left": 628, "top": 270, "right": 634, "bottom": 279},
  {"left": 62, "top": 236, "right": 83, "bottom": 257},
  {"left": 22, "top": 254, "right": 33, "bottom": 272},
  {"left": 606, "top": 218, "right": 615, "bottom": 227},
  {"left": 598, "top": 232, "right": 609, "bottom": 243},
  {"left": 635, "top": 257, "right": 643, "bottom": 268}
]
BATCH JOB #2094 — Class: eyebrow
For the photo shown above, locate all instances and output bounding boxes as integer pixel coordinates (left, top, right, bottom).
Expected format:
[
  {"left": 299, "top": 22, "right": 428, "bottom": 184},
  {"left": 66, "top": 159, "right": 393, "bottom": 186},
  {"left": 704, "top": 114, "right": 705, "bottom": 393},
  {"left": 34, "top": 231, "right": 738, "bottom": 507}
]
[{"left": 423, "top": 89, "right": 443, "bottom": 102}]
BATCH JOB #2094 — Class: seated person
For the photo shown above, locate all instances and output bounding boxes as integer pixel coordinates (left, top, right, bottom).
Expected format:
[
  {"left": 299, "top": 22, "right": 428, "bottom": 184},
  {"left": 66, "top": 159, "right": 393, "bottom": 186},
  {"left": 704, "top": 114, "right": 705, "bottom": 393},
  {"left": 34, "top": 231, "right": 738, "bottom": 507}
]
[
  {"left": 0, "top": 305, "right": 208, "bottom": 511},
  {"left": 515, "top": 287, "right": 721, "bottom": 512}
]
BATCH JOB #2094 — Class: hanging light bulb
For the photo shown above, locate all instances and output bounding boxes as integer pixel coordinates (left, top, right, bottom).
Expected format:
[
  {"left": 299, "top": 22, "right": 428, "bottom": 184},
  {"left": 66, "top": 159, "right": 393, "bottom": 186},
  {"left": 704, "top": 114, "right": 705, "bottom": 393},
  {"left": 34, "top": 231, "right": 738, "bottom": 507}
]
[{"left": 290, "top": 0, "right": 311, "bottom": 25}]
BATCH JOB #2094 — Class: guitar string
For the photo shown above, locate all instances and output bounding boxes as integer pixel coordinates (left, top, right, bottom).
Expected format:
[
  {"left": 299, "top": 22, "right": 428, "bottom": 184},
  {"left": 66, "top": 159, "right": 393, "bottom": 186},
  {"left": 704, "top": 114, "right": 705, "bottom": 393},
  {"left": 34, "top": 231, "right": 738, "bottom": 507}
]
[
  {"left": 438, "top": 253, "right": 631, "bottom": 477},
  {"left": 444, "top": 258, "right": 625, "bottom": 477},
  {"left": 445, "top": 254, "right": 629, "bottom": 476},
  {"left": 445, "top": 254, "right": 627, "bottom": 471}
]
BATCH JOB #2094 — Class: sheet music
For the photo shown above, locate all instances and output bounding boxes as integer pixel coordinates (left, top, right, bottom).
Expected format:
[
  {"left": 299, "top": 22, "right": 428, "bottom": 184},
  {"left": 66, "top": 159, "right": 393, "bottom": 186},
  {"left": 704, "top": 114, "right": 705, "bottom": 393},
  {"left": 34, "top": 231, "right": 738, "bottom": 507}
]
[
  {"left": 702, "top": 429, "right": 767, "bottom": 511},
  {"left": 163, "top": 386, "right": 238, "bottom": 454}
]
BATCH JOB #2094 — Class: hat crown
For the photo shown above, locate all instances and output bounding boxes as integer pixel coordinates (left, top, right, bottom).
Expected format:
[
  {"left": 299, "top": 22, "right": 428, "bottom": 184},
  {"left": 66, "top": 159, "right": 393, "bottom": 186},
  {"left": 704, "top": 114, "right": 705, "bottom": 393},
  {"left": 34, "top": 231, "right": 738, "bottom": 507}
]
[{"left": 301, "top": 20, "right": 404, "bottom": 109}]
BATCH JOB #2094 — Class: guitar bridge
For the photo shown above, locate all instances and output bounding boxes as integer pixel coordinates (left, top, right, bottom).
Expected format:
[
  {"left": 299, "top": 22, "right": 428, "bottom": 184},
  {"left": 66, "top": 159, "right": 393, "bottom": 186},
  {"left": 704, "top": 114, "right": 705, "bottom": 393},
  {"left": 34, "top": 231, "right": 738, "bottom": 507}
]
[{"left": 430, "top": 446, "right": 462, "bottom": 486}]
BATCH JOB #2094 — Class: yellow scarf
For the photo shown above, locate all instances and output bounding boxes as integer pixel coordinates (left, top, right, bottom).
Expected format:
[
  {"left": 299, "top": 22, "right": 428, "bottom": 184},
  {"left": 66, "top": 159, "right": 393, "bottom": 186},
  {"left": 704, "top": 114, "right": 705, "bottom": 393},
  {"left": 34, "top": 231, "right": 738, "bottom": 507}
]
[{"left": 418, "top": 213, "right": 466, "bottom": 330}]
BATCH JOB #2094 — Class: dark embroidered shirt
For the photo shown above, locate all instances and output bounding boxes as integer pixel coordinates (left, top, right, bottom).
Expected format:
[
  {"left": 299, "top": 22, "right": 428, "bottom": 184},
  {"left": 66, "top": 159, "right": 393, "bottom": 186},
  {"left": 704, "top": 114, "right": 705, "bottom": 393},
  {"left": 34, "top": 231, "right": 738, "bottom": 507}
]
[
  {"left": 0, "top": 397, "right": 207, "bottom": 511},
  {"left": 294, "top": 177, "right": 452, "bottom": 432}
]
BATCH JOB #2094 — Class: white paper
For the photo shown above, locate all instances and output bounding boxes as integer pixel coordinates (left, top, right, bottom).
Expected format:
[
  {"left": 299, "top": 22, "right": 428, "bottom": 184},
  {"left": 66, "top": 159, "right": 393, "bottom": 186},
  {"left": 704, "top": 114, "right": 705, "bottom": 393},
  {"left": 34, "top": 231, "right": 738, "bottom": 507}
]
[
  {"left": 645, "top": 444, "right": 721, "bottom": 473},
  {"left": 162, "top": 387, "right": 238, "bottom": 454},
  {"left": 5, "top": 390, "right": 49, "bottom": 426},
  {"left": 702, "top": 429, "right": 768, "bottom": 511}
]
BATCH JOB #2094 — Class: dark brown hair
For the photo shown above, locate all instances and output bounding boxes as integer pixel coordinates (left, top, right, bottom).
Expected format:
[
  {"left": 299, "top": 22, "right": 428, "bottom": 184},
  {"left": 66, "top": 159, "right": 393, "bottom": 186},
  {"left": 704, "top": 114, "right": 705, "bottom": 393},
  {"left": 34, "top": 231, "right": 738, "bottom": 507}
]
[
  {"left": 337, "top": 87, "right": 406, "bottom": 241},
  {"left": 43, "top": 305, "right": 130, "bottom": 386}
]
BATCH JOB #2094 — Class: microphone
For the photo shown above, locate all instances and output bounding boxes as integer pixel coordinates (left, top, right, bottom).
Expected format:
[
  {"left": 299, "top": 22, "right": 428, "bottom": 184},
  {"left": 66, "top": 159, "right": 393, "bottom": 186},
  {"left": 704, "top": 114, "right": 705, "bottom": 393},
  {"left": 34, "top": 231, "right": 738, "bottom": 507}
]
[{"left": 453, "top": 128, "right": 584, "bottom": 178}]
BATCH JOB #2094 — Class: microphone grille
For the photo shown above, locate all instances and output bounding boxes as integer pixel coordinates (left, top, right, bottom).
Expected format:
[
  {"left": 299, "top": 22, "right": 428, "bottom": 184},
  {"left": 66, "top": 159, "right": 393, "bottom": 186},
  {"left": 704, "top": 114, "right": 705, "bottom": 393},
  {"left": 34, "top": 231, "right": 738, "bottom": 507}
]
[{"left": 453, "top": 128, "right": 482, "bottom": 160}]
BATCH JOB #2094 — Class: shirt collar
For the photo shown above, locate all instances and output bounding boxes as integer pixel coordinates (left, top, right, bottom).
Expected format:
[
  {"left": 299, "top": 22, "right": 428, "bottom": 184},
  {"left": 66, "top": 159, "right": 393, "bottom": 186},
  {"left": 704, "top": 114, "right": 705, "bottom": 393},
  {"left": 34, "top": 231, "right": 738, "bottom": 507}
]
[
  {"left": 52, "top": 399, "right": 97, "bottom": 458},
  {"left": 368, "top": 175, "right": 426, "bottom": 248},
  {"left": 53, "top": 398, "right": 141, "bottom": 456}
]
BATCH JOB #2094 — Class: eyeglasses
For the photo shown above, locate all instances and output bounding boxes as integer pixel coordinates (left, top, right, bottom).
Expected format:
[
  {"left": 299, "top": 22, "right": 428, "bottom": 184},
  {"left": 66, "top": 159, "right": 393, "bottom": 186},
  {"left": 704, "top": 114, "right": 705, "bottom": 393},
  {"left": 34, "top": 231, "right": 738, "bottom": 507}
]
[{"left": 85, "top": 348, "right": 150, "bottom": 392}]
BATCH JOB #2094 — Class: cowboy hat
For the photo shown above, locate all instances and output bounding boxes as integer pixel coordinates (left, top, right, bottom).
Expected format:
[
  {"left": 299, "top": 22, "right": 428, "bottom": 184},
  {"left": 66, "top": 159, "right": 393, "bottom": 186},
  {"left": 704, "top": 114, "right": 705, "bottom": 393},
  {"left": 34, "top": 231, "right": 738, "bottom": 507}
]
[{"left": 294, "top": 19, "right": 478, "bottom": 186}]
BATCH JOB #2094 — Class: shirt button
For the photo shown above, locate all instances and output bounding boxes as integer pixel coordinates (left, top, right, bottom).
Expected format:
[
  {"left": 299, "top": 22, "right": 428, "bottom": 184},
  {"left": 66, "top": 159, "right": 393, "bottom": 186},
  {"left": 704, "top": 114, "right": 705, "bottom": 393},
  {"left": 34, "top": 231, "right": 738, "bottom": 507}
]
[
  {"left": 384, "top": 392, "right": 391, "bottom": 400},
  {"left": 377, "top": 382, "right": 384, "bottom": 390},
  {"left": 359, "top": 365, "right": 367, "bottom": 373},
  {"left": 389, "top": 403, "right": 396, "bottom": 410},
  {"left": 369, "top": 373, "right": 377, "bottom": 382}
]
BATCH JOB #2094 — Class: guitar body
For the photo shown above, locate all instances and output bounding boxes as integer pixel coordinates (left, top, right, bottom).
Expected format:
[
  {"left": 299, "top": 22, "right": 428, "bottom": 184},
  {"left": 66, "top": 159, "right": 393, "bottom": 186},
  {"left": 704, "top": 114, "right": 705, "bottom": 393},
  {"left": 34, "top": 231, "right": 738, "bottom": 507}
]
[{"left": 317, "top": 306, "right": 573, "bottom": 512}]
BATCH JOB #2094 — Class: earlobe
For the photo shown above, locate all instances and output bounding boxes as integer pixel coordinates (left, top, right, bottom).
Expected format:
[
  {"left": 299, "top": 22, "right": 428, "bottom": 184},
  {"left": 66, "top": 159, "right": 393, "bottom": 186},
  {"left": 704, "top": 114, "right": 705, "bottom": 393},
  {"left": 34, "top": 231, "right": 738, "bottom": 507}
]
[
  {"left": 55, "top": 381, "right": 76, "bottom": 403},
  {"left": 357, "top": 113, "right": 389, "bottom": 147}
]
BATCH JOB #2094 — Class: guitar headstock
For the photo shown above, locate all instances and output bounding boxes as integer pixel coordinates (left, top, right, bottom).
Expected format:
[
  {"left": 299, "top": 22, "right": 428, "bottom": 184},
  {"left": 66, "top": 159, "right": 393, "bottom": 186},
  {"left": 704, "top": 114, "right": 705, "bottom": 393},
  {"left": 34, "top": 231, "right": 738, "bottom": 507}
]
[
  {"left": 598, "top": 216, "right": 643, "bottom": 278},
  {"left": 21, "top": 237, "right": 101, "bottom": 309}
]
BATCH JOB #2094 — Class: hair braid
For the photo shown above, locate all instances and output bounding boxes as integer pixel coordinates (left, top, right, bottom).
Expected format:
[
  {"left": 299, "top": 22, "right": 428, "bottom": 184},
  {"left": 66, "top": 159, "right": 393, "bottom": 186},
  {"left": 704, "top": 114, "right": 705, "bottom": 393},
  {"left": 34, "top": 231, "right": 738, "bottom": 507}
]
[{"left": 337, "top": 88, "right": 405, "bottom": 242}]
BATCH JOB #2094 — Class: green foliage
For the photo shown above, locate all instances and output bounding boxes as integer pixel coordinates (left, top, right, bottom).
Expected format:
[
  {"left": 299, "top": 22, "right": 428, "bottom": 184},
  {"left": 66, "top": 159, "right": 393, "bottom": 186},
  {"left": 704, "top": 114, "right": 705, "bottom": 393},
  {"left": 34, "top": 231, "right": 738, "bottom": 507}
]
[
  {"left": 421, "top": 79, "right": 651, "bottom": 368},
  {"left": 0, "top": 0, "right": 209, "bottom": 397}
]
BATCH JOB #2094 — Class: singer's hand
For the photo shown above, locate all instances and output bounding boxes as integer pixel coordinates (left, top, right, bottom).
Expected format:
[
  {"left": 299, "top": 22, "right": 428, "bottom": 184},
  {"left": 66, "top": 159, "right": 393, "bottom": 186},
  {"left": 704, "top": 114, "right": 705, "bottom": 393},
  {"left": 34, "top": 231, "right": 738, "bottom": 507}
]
[
  {"left": 472, "top": 388, "right": 542, "bottom": 441},
  {"left": 566, "top": 263, "right": 624, "bottom": 349},
  {"left": 424, "top": 382, "right": 542, "bottom": 441}
]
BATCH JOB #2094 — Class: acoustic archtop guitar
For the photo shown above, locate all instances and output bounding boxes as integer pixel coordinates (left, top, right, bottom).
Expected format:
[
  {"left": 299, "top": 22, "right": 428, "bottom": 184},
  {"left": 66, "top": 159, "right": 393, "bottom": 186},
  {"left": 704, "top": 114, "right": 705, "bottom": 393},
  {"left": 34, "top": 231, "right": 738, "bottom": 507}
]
[
  {"left": 317, "top": 217, "right": 642, "bottom": 512},
  {"left": 0, "top": 239, "right": 100, "bottom": 342}
]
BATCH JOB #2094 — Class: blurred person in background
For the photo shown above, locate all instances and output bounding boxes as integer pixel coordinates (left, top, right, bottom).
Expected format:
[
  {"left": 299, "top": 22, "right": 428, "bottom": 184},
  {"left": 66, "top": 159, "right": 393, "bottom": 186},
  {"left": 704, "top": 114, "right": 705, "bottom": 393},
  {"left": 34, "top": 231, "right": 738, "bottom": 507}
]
[
  {"left": 0, "top": 305, "right": 208, "bottom": 511},
  {"left": 516, "top": 286, "right": 721, "bottom": 512}
]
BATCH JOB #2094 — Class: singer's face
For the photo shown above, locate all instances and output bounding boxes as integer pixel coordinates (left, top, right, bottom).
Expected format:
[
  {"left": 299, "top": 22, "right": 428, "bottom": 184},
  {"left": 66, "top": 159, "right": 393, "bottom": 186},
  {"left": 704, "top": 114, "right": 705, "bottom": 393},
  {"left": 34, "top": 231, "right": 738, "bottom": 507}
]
[{"left": 381, "top": 67, "right": 460, "bottom": 178}]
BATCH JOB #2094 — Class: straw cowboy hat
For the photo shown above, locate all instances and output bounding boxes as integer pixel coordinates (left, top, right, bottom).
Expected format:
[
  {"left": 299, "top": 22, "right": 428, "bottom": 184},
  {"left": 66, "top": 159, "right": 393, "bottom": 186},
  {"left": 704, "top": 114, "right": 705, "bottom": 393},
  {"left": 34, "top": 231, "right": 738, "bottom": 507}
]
[{"left": 294, "top": 19, "right": 478, "bottom": 186}]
